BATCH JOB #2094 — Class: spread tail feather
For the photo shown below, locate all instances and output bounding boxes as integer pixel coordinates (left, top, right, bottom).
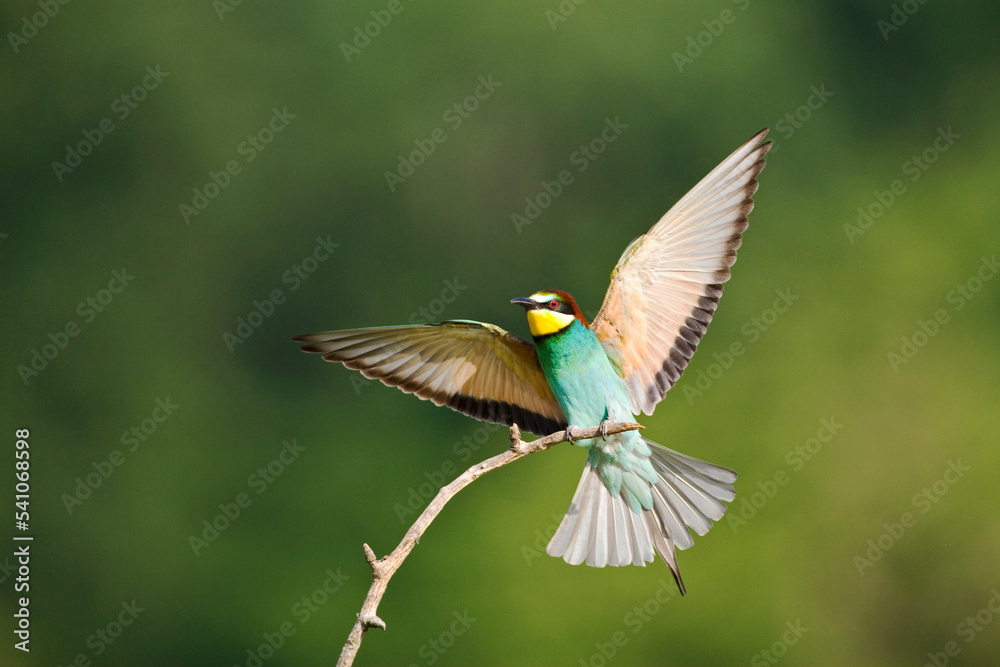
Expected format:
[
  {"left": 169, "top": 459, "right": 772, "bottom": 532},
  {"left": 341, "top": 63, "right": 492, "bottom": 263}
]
[{"left": 546, "top": 437, "right": 736, "bottom": 594}]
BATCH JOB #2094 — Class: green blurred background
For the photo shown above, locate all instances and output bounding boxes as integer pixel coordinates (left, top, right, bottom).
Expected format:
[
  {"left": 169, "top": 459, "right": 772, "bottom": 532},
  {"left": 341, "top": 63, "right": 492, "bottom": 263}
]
[{"left": 2, "top": 1, "right": 999, "bottom": 665}]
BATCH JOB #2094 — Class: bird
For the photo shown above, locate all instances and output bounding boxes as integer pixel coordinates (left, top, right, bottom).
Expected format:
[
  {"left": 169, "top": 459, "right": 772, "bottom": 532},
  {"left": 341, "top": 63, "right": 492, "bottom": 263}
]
[{"left": 294, "top": 129, "right": 770, "bottom": 593}]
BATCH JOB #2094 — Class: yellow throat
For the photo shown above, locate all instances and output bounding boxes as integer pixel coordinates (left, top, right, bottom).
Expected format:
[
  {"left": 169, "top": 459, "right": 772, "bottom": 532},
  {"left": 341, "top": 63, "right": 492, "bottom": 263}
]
[{"left": 526, "top": 308, "right": 575, "bottom": 337}]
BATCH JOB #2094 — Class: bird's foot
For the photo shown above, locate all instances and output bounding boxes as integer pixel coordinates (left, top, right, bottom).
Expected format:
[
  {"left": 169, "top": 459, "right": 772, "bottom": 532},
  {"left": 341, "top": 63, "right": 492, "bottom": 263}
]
[
  {"left": 597, "top": 419, "right": 613, "bottom": 440},
  {"left": 565, "top": 425, "right": 582, "bottom": 443}
]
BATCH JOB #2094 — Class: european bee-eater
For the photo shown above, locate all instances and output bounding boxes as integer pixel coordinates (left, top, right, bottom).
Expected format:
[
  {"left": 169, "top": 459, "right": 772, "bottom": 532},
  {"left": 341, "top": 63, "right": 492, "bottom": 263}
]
[{"left": 295, "top": 129, "right": 770, "bottom": 592}]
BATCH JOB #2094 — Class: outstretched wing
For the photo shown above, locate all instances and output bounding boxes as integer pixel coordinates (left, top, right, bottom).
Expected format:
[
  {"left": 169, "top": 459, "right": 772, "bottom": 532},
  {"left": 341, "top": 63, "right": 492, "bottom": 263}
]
[
  {"left": 591, "top": 129, "right": 771, "bottom": 415},
  {"left": 293, "top": 320, "right": 568, "bottom": 436}
]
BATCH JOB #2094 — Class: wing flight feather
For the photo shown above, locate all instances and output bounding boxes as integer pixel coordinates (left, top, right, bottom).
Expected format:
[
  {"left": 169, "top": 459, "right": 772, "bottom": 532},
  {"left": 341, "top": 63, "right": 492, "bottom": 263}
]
[
  {"left": 293, "top": 321, "right": 568, "bottom": 435},
  {"left": 591, "top": 129, "right": 771, "bottom": 415}
]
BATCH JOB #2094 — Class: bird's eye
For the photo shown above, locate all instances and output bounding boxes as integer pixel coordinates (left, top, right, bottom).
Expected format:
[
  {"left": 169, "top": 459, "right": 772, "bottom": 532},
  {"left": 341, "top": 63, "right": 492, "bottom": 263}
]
[{"left": 549, "top": 299, "right": 559, "bottom": 309}]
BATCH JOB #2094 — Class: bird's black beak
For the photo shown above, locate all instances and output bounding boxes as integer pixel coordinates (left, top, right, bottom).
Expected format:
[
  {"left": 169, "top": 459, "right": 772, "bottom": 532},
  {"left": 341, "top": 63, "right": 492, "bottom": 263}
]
[{"left": 510, "top": 297, "right": 539, "bottom": 310}]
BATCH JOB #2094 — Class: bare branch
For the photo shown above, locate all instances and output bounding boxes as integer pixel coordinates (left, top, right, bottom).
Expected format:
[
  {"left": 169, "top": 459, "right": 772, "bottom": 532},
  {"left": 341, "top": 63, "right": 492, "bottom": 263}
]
[{"left": 336, "top": 420, "right": 644, "bottom": 667}]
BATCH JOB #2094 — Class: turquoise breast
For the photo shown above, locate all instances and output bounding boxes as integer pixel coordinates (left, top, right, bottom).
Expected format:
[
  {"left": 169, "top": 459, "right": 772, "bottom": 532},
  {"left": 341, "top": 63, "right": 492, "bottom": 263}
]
[
  {"left": 533, "top": 320, "right": 633, "bottom": 435},
  {"left": 533, "top": 320, "right": 658, "bottom": 504}
]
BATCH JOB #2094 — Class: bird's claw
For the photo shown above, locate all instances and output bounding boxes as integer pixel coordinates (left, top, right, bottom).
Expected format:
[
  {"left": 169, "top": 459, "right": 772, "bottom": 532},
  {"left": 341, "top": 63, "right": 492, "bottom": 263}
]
[{"left": 566, "top": 422, "right": 612, "bottom": 442}]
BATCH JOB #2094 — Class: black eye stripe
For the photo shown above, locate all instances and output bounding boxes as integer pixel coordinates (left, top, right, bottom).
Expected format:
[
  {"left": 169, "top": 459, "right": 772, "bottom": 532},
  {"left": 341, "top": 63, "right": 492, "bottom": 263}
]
[{"left": 533, "top": 295, "right": 573, "bottom": 315}]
